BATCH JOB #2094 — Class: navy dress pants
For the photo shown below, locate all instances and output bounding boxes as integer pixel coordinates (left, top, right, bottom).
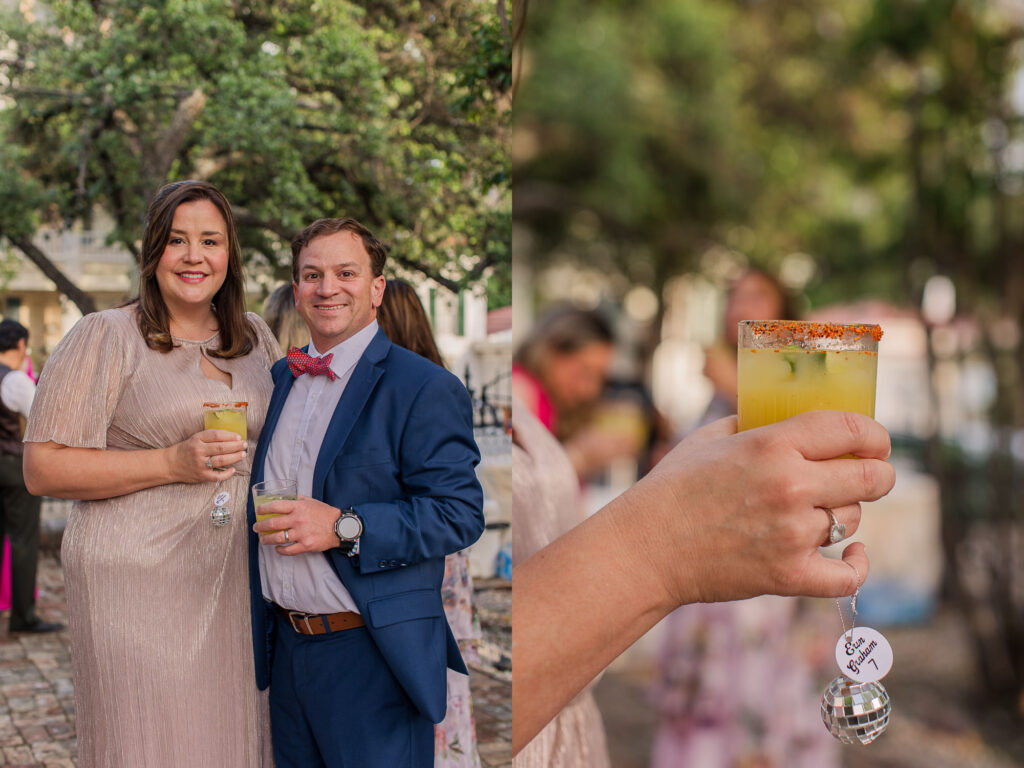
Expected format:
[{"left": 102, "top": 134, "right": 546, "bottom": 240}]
[{"left": 269, "top": 611, "right": 434, "bottom": 768}]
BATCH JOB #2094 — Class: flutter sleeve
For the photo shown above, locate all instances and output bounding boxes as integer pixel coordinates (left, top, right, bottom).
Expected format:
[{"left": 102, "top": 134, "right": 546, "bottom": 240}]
[{"left": 24, "top": 310, "right": 131, "bottom": 449}]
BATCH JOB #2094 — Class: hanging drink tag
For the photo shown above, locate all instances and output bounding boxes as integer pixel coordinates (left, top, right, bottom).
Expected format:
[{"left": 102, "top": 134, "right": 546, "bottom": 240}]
[
  {"left": 835, "top": 626, "right": 893, "bottom": 683},
  {"left": 214, "top": 491, "right": 230, "bottom": 507}
]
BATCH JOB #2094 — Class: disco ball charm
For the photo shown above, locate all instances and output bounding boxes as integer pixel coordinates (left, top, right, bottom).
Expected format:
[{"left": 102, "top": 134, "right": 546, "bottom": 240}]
[
  {"left": 210, "top": 507, "right": 231, "bottom": 526},
  {"left": 821, "top": 676, "right": 890, "bottom": 745}
]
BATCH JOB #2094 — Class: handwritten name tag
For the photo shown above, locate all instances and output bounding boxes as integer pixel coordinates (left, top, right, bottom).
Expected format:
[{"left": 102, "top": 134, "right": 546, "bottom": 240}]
[{"left": 834, "top": 627, "right": 893, "bottom": 683}]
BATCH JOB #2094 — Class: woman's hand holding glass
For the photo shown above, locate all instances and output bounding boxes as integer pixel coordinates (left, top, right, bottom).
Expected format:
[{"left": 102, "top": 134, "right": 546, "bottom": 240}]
[
  {"left": 164, "top": 429, "right": 247, "bottom": 483},
  {"left": 641, "top": 410, "right": 894, "bottom": 607}
]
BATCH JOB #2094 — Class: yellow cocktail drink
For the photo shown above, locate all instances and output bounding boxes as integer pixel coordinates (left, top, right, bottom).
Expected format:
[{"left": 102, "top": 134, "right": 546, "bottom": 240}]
[
  {"left": 203, "top": 402, "right": 248, "bottom": 440},
  {"left": 252, "top": 480, "right": 297, "bottom": 535},
  {"left": 737, "top": 321, "right": 881, "bottom": 432},
  {"left": 254, "top": 494, "right": 293, "bottom": 533}
]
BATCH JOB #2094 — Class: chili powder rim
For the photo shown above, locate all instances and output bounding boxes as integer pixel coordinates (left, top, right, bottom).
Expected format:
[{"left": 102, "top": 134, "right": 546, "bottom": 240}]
[{"left": 740, "top": 320, "right": 883, "bottom": 343}]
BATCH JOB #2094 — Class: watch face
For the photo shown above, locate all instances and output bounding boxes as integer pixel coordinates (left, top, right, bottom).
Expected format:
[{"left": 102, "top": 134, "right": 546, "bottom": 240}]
[{"left": 337, "top": 515, "right": 361, "bottom": 540}]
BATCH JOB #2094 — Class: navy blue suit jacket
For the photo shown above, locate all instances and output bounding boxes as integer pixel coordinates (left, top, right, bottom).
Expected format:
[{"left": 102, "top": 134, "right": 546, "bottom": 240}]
[{"left": 246, "top": 328, "right": 485, "bottom": 723}]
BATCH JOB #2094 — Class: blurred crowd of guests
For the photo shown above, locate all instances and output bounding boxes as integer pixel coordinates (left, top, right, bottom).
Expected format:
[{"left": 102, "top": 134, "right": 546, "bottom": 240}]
[{"left": 512, "top": 306, "right": 672, "bottom": 485}]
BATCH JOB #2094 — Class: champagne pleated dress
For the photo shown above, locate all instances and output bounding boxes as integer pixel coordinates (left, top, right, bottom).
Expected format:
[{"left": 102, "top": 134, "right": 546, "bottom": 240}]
[
  {"left": 25, "top": 307, "right": 280, "bottom": 768},
  {"left": 512, "top": 400, "right": 611, "bottom": 768}
]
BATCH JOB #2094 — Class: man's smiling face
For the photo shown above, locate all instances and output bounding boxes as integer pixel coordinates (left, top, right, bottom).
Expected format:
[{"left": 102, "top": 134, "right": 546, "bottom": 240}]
[{"left": 293, "top": 230, "right": 386, "bottom": 351}]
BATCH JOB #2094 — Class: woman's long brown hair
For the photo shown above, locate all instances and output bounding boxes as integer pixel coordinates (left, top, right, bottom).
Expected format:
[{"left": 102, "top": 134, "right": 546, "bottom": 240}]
[
  {"left": 131, "top": 180, "right": 255, "bottom": 359},
  {"left": 376, "top": 279, "right": 445, "bottom": 368}
]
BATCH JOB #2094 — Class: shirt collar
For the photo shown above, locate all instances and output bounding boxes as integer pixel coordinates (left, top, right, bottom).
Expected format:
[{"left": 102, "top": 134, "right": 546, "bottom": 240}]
[{"left": 308, "top": 320, "right": 378, "bottom": 377}]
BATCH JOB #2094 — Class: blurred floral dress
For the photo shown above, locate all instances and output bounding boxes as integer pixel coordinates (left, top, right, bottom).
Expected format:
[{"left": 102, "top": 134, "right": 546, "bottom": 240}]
[
  {"left": 649, "top": 596, "right": 839, "bottom": 768},
  {"left": 435, "top": 550, "right": 483, "bottom": 768}
]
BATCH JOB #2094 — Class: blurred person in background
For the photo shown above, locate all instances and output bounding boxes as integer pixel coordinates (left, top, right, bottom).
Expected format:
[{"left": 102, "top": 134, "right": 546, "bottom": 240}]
[
  {"left": 0, "top": 319, "right": 59, "bottom": 635},
  {"left": 512, "top": 306, "right": 641, "bottom": 479},
  {"left": 263, "top": 282, "right": 311, "bottom": 352},
  {"left": 649, "top": 267, "right": 838, "bottom": 768},
  {"left": 699, "top": 269, "right": 798, "bottom": 425},
  {"left": 377, "top": 278, "right": 483, "bottom": 768}
]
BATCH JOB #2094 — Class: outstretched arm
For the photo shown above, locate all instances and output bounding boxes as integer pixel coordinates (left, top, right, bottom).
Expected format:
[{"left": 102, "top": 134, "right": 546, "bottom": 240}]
[
  {"left": 512, "top": 410, "right": 894, "bottom": 751},
  {"left": 24, "top": 431, "right": 248, "bottom": 500}
]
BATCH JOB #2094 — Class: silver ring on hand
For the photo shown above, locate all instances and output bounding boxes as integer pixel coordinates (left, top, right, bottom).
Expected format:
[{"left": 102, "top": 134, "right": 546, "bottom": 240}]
[
  {"left": 283, "top": 529, "right": 291, "bottom": 545},
  {"left": 824, "top": 507, "right": 846, "bottom": 546},
  {"left": 206, "top": 457, "right": 214, "bottom": 470}
]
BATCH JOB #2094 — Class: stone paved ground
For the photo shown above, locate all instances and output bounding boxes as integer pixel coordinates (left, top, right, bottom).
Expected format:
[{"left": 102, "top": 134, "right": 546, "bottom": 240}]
[
  {"left": 472, "top": 579, "right": 513, "bottom": 768},
  {"left": 469, "top": 659, "right": 513, "bottom": 768},
  {"left": 0, "top": 552, "right": 75, "bottom": 767},
  {"left": 0, "top": 498, "right": 512, "bottom": 768}
]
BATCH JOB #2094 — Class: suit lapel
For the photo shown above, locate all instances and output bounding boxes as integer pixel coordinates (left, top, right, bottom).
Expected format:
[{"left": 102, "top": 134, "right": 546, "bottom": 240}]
[
  {"left": 312, "top": 329, "right": 391, "bottom": 499},
  {"left": 248, "top": 359, "right": 296, "bottom": 522}
]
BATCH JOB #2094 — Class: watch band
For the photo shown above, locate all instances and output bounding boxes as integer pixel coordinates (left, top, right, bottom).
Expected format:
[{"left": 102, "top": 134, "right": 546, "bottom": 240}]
[
  {"left": 334, "top": 508, "right": 362, "bottom": 557},
  {"left": 338, "top": 538, "right": 357, "bottom": 555}
]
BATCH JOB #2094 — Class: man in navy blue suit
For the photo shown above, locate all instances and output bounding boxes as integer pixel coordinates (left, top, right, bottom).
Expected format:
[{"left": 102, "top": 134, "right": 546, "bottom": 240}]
[{"left": 247, "top": 217, "right": 485, "bottom": 767}]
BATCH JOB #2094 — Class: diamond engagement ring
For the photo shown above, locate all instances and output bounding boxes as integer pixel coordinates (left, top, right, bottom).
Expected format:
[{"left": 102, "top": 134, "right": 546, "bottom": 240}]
[
  {"left": 206, "top": 457, "right": 214, "bottom": 470},
  {"left": 824, "top": 507, "right": 846, "bottom": 546}
]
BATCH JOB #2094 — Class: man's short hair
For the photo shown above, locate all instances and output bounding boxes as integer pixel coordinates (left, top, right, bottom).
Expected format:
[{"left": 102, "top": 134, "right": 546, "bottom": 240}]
[
  {"left": 0, "top": 319, "right": 28, "bottom": 353},
  {"left": 291, "top": 218, "right": 388, "bottom": 282}
]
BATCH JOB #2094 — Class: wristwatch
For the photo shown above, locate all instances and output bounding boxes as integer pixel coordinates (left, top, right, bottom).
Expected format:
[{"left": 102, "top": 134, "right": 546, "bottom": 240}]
[{"left": 334, "top": 508, "right": 363, "bottom": 556}]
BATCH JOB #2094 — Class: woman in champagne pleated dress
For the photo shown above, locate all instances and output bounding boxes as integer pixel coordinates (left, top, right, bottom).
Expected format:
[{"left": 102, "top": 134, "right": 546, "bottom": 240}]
[
  {"left": 23, "top": 180, "right": 279, "bottom": 767},
  {"left": 512, "top": 397, "right": 611, "bottom": 768}
]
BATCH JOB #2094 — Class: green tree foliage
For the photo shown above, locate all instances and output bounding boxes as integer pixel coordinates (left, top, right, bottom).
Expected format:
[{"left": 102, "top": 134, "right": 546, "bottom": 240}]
[
  {"left": 515, "top": 0, "right": 1024, "bottom": 314},
  {"left": 0, "top": 0, "right": 510, "bottom": 307},
  {"left": 515, "top": 0, "right": 747, "bottom": 292}
]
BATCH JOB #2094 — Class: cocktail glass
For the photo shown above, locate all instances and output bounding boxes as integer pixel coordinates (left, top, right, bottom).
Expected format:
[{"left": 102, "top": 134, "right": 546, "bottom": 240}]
[
  {"left": 737, "top": 321, "right": 882, "bottom": 433},
  {"left": 203, "top": 401, "right": 248, "bottom": 527},
  {"left": 203, "top": 402, "right": 248, "bottom": 440},
  {"left": 252, "top": 479, "right": 298, "bottom": 535}
]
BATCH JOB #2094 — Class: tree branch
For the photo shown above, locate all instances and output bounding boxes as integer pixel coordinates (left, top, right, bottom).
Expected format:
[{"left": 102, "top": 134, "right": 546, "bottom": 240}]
[
  {"left": 97, "top": 112, "right": 142, "bottom": 264},
  {"left": 233, "top": 207, "right": 294, "bottom": 241},
  {"left": 389, "top": 252, "right": 461, "bottom": 293},
  {"left": 233, "top": 206, "right": 465, "bottom": 293},
  {"left": 497, "top": 0, "right": 510, "bottom": 43},
  {"left": 140, "top": 88, "right": 206, "bottom": 193},
  {"left": 463, "top": 251, "right": 499, "bottom": 282},
  {"left": 3, "top": 235, "right": 97, "bottom": 316}
]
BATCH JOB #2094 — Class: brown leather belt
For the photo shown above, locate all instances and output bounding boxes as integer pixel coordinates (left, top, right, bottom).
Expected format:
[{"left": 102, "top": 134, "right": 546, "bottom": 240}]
[{"left": 275, "top": 605, "right": 365, "bottom": 635}]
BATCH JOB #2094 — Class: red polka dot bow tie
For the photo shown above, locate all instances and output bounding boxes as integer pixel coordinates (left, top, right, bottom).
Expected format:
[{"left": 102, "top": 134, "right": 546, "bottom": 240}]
[{"left": 287, "top": 347, "right": 337, "bottom": 381}]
